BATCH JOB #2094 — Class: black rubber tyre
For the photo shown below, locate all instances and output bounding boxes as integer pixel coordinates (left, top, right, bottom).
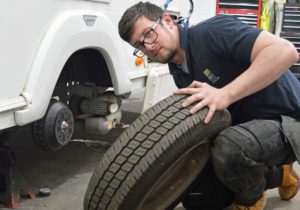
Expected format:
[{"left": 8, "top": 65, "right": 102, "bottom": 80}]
[
  {"left": 33, "top": 100, "right": 74, "bottom": 151},
  {"left": 84, "top": 94, "right": 231, "bottom": 210}
]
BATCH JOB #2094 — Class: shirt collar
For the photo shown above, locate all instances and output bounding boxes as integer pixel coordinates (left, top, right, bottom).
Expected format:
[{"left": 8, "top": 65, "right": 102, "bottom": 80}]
[
  {"left": 168, "top": 23, "right": 190, "bottom": 75},
  {"left": 179, "top": 23, "right": 189, "bottom": 51}
]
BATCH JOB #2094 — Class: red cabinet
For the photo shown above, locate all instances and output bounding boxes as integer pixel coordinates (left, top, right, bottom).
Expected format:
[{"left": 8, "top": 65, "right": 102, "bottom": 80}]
[{"left": 216, "top": 0, "right": 263, "bottom": 28}]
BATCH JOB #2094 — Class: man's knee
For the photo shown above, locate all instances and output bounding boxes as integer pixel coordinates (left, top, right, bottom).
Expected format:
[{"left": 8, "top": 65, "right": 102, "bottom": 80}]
[
  {"left": 210, "top": 126, "right": 261, "bottom": 176},
  {"left": 211, "top": 126, "right": 265, "bottom": 192},
  {"left": 211, "top": 127, "right": 243, "bottom": 177}
]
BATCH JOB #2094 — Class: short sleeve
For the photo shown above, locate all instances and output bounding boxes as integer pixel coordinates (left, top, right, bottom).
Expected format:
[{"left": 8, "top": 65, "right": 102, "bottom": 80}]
[{"left": 198, "top": 16, "right": 262, "bottom": 63}]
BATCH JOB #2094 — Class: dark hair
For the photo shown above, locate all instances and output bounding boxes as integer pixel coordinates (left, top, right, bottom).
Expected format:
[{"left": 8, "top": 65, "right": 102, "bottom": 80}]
[{"left": 118, "top": 1, "right": 163, "bottom": 42}]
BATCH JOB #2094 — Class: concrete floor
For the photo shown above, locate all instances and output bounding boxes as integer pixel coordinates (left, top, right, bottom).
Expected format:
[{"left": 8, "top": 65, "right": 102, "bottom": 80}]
[{"left": 1, "top": 91, "right": 300, "bottom": 210}]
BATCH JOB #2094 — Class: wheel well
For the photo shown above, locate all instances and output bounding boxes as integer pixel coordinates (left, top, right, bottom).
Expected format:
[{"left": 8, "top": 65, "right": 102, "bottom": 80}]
[
  {"left": 59, "top": 48, "right": 113, "bottom": 86},
  {"left": 53, "top": 48, "right": 113, "bottom": 104}
]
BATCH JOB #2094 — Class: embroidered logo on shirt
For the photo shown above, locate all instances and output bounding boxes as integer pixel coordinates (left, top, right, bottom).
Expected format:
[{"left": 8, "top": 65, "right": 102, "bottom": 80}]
[{"left": 203, "top": 68, "right": 220, "bottom": 84}]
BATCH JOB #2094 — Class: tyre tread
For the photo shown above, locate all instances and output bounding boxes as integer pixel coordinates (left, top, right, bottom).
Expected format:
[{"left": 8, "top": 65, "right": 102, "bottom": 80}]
[{"left": 84, "top": 95, "right": 230, "bottom": 210}]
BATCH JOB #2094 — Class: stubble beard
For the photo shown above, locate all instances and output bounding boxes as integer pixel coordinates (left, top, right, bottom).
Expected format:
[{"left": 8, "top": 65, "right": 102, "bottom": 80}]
[{"left": 151, "top": 47, "right": 176, "bottom": 64}]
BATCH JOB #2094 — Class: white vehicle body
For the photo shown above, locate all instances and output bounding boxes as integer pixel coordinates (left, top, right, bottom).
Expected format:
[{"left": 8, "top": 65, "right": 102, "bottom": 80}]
[{"left": 0, "top": 0, "right": 216, "bottom": 147}]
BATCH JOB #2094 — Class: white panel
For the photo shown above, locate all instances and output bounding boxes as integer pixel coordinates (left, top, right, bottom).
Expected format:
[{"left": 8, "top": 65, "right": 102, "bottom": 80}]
[
  {"left": 0, "top": 112, "right": 17, "bottom": 130},
  {"left": 0, "top": 96, "right": 26, "bottom": 112},
  {"left": 142, "top": 65, "right": 177, "bottom": 113},
  {"left": 191, "top": 0, "right": 217, "bottom": 25},
  {"left": 153, "top": 0, "right": 217, "bottom": 24}
]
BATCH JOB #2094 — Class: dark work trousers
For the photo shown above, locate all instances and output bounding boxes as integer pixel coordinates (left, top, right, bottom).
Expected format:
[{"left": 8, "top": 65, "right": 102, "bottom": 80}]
[{"left": 210, "top": 119, "right": 296, "bottom": 206}]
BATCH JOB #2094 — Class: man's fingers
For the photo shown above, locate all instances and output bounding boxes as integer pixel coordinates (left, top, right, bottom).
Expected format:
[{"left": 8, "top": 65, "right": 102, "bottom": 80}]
[
  {"left": 188, "top": 81, "right": 199, "bottom": 88},
  {"left": 174, "top": 82, "right": 206, "bottom": 94},
  {"left": 189, "top": 101, "right": 216, "bottom": 124},
  {"left": 189, "top": 99, "right": 207, "bottom": 114},
  {"left": 174, "top": 87, "right": 200, "bottom": 95},
  {"left": 182, "top": 93, "right": 204, "bottom": 107},
  {"left": 174, "top": 88, "right": 190, "bottom": 94},
  {"left": 204, "top": 106, "right": 216, "bottom": 124},
  {"left": 188, "top": 81, "right": 205, "bottom": 88}
]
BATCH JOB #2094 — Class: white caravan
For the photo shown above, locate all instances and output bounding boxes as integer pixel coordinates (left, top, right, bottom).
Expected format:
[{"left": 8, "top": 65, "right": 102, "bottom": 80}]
[{"left": 0, "top": 0, "right": 216, "bottom": 150}]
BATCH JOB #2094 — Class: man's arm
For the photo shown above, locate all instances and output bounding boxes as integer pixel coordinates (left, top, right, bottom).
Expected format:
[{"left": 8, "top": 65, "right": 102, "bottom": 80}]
[
  {"left": 175, "top": 31, "right": 299, "bottom": 123},
  {"left": 224, "top": 31, "right": 299, "bottom": 105}
]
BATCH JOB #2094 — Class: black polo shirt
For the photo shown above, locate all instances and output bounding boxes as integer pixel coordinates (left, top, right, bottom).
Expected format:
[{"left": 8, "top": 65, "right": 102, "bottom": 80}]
[{"left": 168, "top": 15, "right": 300, "bottom": 125}]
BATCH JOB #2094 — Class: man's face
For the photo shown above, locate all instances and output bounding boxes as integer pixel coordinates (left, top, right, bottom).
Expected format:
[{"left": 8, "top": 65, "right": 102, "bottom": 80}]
[{"left": 129, "top": 16, "right": 177, "bottom": 63}]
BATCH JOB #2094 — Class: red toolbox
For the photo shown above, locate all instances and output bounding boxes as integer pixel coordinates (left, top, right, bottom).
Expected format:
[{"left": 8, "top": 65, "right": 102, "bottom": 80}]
[{"left": 216, "top": 0, "right": 263, "bottom": 28}]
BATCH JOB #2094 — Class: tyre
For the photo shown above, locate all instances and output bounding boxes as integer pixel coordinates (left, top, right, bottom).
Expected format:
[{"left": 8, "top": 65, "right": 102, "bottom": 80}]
[
  {"left": 84, "top": 94, "right": 231, "bottom": 210},
  {"left": 33, "top": 100, "right": 74, "bottom": 151}
]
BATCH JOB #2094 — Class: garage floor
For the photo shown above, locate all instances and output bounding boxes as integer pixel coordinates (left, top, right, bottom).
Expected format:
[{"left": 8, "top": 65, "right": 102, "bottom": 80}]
[{"left": 1, "top": 90, "right": 300, "bottom": 210}]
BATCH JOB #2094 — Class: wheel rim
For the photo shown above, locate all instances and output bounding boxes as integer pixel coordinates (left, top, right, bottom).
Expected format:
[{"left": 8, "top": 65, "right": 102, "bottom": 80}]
[
  {"left": 138, "top": 142, "right": 209, "bottom": 210},
  {"left": 55, "top": 109, "right": 74, "bottom": 145}
]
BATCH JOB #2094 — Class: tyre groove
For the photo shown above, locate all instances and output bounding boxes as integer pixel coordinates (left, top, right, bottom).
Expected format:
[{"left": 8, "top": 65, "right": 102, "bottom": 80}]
[
  {"left": 87, "top": 96, "right": 186, "bottom": 209},
  {"left": 84, "top": 95, "right": 231, "bottom": 210}
]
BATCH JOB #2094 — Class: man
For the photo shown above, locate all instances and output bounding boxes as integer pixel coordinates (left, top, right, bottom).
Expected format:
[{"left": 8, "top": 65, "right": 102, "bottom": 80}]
[{"left": 118, "top": 2, "right": 300, "bottom": 210}]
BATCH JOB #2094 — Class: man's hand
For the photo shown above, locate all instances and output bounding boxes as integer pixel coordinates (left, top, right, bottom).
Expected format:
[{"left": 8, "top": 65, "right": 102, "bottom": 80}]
[{"left": 174, "top": 81, "right": 231, "bottom": 124}]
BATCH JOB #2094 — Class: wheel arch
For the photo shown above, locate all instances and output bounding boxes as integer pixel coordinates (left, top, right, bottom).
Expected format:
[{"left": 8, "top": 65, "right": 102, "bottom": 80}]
[
  {"left": 15, "top": 10, "right": 132, "bottom": 126},
  {"left": 59, "top": 48, "right": 113, "bottom": 88}
]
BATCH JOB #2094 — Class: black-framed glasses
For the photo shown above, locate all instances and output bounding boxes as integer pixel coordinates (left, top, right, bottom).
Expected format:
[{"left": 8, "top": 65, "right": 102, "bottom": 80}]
[{"left": 133, "top": 18, "right": 160, "bottom": 58}]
